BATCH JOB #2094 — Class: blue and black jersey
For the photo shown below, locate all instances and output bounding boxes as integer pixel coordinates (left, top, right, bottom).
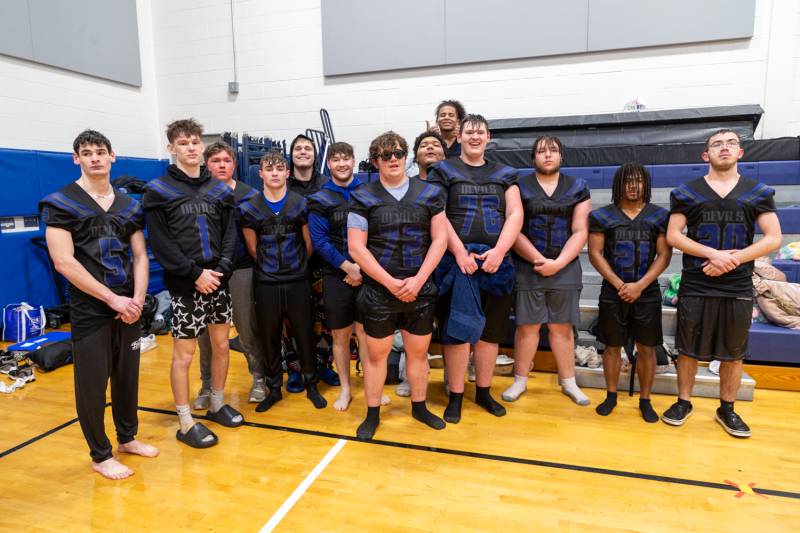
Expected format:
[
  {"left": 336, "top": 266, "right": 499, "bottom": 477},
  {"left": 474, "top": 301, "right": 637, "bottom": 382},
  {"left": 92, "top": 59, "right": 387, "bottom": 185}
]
[
  {"left": 232, "top": 181, "right": 259, "bottom": 271},
  {"left": 427, "top": 158, "right": 517, "bottom": 247},
  {"left": 39, "top": 182, "right": 143, "bottom": 337},
  {"left": 349, "top": 177, "right": 444, "bottom": 286},
  {"left": 670, "top": 176, "right": 775, "bottom": 298},
  {"left": 518, "top": 172, "right": 590, "bottom": 260},
  {"left": 238, "top": 189, "right": 310, "bottom": 284},
  {"left": 142, "top": 164, "right": 237, "bottom": 296},
  {"left": 307, "top": 177, "right": 362, "bottom": 275},
  {"left": 589, "top": 203, "right": 669, "bottom": 303}
]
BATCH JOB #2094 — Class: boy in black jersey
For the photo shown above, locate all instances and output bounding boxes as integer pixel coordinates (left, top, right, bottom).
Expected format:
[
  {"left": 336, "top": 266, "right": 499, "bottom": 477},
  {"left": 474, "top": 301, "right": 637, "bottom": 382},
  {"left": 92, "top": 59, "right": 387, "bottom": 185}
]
[
  {"left": 506, "top": 136, "right": 593, "bottom": 406},
  {"left": 588, "top": 163, "right": 672, "bottom": 422},
  {"left": 412, "top": 130, "right": 446, "bottom": 181},
  {"left": 663, "top": 130, "right": 781, "bottom": 437},
  {"left": 195, "top": 142, "right": 267, "bottom": 408},
  {"left": 348, "top": 131, "right": 448, "bottom": 439},
  {"left": 239, "top": 149, "right": 327, "bottom": 411},
  {"left": 144, "top": 119, "right": 241, "bottom": 449},
  {"left": 40, "top": 130, "right": 158, "bottom": 479},
  {"left": 308, "top": 142, "right": 371, "bottom": 411},
  {"left": 428, "top": 114, "right": 523, "bottom": 423}
]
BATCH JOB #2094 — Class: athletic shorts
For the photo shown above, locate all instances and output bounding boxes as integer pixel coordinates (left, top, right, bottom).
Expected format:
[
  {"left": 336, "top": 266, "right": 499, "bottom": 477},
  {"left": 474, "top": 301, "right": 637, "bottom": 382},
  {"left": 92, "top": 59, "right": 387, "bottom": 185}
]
[
  {"left": 596, "top": 299, "right": 663, "bottom": 347},
  {"left": 171, "top": 288, "right": 232, "bottom": 339},
  {"left": 437, "top": 288, "right": 513, "bottom": 345},
  {"left": 323, "top": 274, "right": 361, "bottom": 330},
  {"left": 356, "top": 281, "right": 436, "bottom": 339},
  {"left": 515, "top": 288, "right": 581, "bottom": 325},
  {"left": 676, "top": 295, "right": 751, "bottom": 361}
]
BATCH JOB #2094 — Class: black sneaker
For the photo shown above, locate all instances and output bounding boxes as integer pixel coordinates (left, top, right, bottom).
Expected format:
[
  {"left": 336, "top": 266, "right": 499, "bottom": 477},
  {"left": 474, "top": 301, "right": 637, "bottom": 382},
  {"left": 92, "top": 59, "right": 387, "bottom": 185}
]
[
  {"left": 715, "top": 408, "right": 752, "bottom": 438},
  {"left": 662, "top": 401, "right": 693, "bottom": 426}
]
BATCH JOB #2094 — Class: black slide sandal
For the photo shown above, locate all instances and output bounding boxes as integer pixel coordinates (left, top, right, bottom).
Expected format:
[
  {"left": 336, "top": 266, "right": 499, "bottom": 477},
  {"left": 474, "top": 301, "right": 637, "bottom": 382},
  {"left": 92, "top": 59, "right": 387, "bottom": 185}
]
[
  {"left": 176, "top": 423, "right": 218, "bottom": 448},
  {"left": 206, "top": 404, "right": 245, "bottom": 427}
]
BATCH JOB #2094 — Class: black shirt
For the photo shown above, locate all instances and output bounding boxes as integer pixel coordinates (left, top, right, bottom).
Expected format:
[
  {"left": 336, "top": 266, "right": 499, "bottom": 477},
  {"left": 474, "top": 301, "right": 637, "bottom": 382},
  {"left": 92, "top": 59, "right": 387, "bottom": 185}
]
[
  {"left": 238, "top": 190, "right": 310, "bottom": 284},
  {"left": 670, "top": 176, "right": 776, "bottom": 298},
  {"left": 142, "top": 164, "right": 237, "bottom": 297},
  {"left": 232, "top": 181, "right": 259, "bottom": 271},
  {"left": 427, "top": 158, "right": 518, "bottom": 247},
  {"left": 288, "top": 170, "right": 328, "bottom": 197},
  {"left": 349, "top": 178, "right": 445, "bottom": 287},
  {"left": 589, "top": 203, "right": 669, "bottom": 303},
  {"left": 518, "top": 172, "right": 591, "bottom": 260},
  {"left": 39, "top": 182, "right": 144, "bottom": 339}
]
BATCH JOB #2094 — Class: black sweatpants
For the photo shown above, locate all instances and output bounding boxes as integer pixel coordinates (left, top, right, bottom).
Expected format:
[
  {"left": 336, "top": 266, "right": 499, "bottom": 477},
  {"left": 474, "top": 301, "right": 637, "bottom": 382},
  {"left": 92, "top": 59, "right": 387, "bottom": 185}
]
[
  {"left": 72, "top": 318, "right": 141, "bottom": 463},
  {"left": 254, "top": 279, "right": 318, "bottom": 390}
]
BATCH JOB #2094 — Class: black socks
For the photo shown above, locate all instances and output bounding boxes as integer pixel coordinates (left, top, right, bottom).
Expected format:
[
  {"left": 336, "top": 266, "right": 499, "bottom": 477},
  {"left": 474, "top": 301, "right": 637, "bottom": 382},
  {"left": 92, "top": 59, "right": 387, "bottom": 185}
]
[
  {"left": 596, "top": 392, "right": 618, "bottom": 416},
  {"left": 255, "top": 389, "right": 282, "bottom": 412},
  {"left": 357, "top": 406, "right": 380, "bottom": 439},
  {"left": 444, "top": 392, "right": 463, "bottom": 423},
  {"left": 639, "top": 398, "right": 658, "bottom": 423},
  {"left": 306, "top": 383, "right": 327, "bottom": 409},
  {"left": 720, "top": 400, "right": 734, "bottom": 412},
  {"left": 412, "top": 401, "right": 446, "bottom": 430},
  {"left": 475, "top": 386, "right": 506, "bottom": 417}
]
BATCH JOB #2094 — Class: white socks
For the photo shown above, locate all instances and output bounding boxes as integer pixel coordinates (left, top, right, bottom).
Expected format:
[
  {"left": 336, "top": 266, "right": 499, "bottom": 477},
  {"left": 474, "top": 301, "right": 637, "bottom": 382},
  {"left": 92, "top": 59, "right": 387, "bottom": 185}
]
[
  {"left": 502, "top": 375, "right": 528, "bottom": 402},
  {"left": 210, "top": 389, "right": 224, "bottom": 413},
  {"left": 176, "top": 404, "right": 194, "bottom": 433},
  {"left": 560, "top": 377, "right": 590, "bottom": 406}
]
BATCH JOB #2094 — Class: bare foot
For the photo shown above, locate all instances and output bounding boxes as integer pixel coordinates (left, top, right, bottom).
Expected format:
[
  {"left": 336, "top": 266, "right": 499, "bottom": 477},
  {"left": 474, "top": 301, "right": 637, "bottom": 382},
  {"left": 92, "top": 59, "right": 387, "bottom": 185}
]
[
  {"left": 92, "top": 458, "right": 134, "bottom": 480},
  {"left": 381, "top": 394, "right": 391, "bottom": 406},
  {"left": 333, "top": 390, "right": 352, "bottom": 411},
  {"left": 118, "top": 439, "right": 160, "bottom": 458}
]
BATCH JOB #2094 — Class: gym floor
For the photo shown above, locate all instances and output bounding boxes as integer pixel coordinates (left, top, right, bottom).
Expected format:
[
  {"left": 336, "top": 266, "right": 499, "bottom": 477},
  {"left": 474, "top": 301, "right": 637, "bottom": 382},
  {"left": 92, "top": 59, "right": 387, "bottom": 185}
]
[{"left": 1, "top": 337, "right": 799, "bottom": 532}]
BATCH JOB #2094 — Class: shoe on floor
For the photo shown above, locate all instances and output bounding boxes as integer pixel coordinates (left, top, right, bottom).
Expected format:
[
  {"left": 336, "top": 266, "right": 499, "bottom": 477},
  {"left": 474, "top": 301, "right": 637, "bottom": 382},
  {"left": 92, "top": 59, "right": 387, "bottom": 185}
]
[
  {"left": 319, "top": 366, "right": 340, "bottom": 386},
  {"left": 495, "top": 354, "right": 514, "bottom": 366},
  {"left": 286, "top": 369, "right": 304, "bottom": 393},
  {"left": 249, "top": 377, "right": 266, "bottom": 403},
  {"left": 467, "top": 362, "right": 476, "bottom": 383},
  {"left": 192, "top": 386, "right": 211, "bottom": 410},
  {"left": 661, "top": 401, "right": 693, "bottom": 426},
  {"left": 715, "top": 407, "right": 751, "bottom": 438},
  {"left": 396, "top": 379, "right": 410, "bottom": 397}
]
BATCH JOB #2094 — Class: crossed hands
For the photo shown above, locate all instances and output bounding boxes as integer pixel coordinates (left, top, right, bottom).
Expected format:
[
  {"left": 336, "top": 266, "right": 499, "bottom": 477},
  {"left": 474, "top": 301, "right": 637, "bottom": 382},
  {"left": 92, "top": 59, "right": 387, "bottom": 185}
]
[
  {"left": 455, "top": 247, "right": 505, "bottom": 275},
  {"left": 617, "top": 281, "right": 643, "bottom": 303},
  {"left": 342, "top": 262, "right": 363, "bottom": 287},
  {"left": 109, "top": 294, "right": 143, "bottom": 324},
  {"left": 195, "top": 269, "right": 223, "bottom": 294},
  {"left": 702, "top": 250, "right": 741, "bottom": 277},
  {"left": 388, "top": 275, "right": 426, "bottom": 303}
]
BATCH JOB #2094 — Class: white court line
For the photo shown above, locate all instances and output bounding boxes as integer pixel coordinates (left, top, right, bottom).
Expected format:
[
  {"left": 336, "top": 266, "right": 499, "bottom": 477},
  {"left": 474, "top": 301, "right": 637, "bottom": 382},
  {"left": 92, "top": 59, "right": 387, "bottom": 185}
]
[{"left": 259, "top": 438, "right": 348, "bottom": 532}]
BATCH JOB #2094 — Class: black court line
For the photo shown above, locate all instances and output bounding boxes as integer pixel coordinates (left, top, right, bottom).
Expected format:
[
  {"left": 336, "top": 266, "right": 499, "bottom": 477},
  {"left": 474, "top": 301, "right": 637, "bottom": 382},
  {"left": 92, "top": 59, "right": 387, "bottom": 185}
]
[
  {"left": 138, "top": 405, "right": 800, "bottom": 501},
  {"left": 0, "top": 417, "right": 79, "bottom": 459}
]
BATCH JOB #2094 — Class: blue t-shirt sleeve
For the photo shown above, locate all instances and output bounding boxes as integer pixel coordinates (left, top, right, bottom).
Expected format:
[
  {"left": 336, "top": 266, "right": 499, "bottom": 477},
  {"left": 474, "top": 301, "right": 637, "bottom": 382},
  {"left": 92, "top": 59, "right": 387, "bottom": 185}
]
[
  {"left": 308, "top": 212, "right": 347, "bottom": 269},
  {"left": 347, "top": 212, "right": 368, "bottom": 231}
]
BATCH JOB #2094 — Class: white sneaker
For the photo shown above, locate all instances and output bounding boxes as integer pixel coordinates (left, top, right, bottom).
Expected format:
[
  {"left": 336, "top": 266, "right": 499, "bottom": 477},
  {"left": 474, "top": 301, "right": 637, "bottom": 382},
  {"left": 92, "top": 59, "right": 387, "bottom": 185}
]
[
  {"left": 139, "top": 334, "right": 157, "bottom": 353},
  {"left": 396, "top": 379, "right": 411, "bottom": 397},
  {"left": 468, "top": 362, "right": 476, "bottom": 382},
  {"left": 496, "top": 353, "right": 514, "bottom": 366},
  {"left": 192, "top": 386, "right": 211, "bottom": 410},
  {"left": 249, "top": 377, "right": 266, "bottom": 403}
]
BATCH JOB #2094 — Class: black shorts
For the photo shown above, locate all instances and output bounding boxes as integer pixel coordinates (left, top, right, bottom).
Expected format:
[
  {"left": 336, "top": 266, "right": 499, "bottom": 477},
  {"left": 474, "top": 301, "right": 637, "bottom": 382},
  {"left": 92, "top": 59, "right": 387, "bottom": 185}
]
[
  {"left": 437, "top": 288, "right": 513, "bottom": 345},
  {"left": 676, "top": 295, "right": 751, "bottom": 361},
  {"left": 356, "top": 281, "right": 436, "bottom": 339},
  {"left": 323, "top": 274, "right": 361, "bottom": 330},
  {"left": 171, "top": 289, "right": 232, "bottom": 339},
  {"left": 596, "top": 299, "right": 663, "bottom": 347}
]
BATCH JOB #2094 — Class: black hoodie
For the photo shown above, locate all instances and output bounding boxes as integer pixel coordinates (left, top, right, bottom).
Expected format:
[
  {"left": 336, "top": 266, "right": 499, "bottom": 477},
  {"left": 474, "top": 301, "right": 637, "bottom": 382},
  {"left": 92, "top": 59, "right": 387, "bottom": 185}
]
[{"left": 143, "top": 164, "right": 237, "bottom": 297}]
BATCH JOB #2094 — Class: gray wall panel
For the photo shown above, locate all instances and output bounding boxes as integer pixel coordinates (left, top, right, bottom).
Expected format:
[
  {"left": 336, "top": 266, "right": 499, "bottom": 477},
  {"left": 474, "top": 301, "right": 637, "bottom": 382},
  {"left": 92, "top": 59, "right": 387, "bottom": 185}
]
[
  {"left": 0, "top": 0, "right": 141, "bottom": 86},
  {"left": 445, "top": 0, "right": 588, "bottom": 64},
  {"left": 0, "top": 0, "right": 34, "bottom": 59},
  {"left": 587, "top": 0, "right": 755, "bottom": 51},
  {"left": 321, "top": 0, "right": 445, "bottom": 76}
]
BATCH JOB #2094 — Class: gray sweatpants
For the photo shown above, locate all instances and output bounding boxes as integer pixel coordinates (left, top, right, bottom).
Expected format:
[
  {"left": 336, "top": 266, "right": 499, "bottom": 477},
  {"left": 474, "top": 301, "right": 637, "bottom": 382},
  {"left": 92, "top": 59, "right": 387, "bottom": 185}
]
[{"left": 198, "top": 267, "right": 265, "bottom": 387}]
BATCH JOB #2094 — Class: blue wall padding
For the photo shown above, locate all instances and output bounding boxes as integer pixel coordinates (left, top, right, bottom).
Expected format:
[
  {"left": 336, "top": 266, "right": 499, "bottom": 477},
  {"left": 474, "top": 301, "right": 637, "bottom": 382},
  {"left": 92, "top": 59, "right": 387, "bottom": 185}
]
[{"left": 0, "top": 147, "right": 168, "bottom": 307}]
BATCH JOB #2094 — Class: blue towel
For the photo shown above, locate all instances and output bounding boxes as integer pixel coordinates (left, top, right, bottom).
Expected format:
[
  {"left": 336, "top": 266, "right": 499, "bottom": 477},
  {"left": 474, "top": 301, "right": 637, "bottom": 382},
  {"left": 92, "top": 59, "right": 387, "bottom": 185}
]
[{"left": 434, "top": 244, "right": 515, "bottom": 345}]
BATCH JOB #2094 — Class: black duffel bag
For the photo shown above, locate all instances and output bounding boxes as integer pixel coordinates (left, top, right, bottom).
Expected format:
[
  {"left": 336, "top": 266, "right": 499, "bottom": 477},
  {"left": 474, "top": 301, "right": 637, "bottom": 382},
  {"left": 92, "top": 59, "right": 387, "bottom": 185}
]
[{"left": 27, "top": 341, "right": 73, "bottom": 371}]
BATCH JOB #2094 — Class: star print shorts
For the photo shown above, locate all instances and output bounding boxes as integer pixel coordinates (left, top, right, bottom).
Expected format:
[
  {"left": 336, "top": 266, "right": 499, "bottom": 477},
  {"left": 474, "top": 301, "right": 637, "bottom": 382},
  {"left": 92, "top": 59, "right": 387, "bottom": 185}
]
[{"left": 170, "top": 289, "right": 232, "bottom": 339}]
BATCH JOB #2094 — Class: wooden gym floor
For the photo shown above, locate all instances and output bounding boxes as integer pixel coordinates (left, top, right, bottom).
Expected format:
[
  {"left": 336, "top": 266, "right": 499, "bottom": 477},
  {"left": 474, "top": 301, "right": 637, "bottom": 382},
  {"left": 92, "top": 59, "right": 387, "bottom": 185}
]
[{"left": 1, "top": 335, "right": 799, "bottom": 532}]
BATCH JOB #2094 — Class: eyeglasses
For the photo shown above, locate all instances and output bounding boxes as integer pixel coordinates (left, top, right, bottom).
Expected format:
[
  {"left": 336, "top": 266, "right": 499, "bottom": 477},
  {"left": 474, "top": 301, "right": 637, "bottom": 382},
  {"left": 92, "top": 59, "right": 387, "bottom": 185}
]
[
  {"left": 708, "top": 140, "right": 740, "bottom": 150},
  {"left": 377, "top": 149, "right": 407, "bottom": 161}
]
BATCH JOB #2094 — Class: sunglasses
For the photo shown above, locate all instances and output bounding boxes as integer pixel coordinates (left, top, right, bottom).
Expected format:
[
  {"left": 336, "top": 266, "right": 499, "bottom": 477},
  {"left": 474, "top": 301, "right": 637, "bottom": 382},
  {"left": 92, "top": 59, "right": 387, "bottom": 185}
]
[{"left": 377, "top": 149, "right": 407, "bottom": 161}]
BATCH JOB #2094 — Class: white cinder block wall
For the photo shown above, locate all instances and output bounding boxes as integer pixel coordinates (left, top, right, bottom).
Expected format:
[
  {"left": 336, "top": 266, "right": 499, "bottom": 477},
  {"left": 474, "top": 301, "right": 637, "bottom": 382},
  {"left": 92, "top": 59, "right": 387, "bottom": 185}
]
[
  {"left": 1, "top": 0, "right": 799, "bottom": 161},
  {"left": 151, "top": 0, "right": 800, "bottom": 162},
  {"left": 0, "top": 0, "right": 162, "bottom": 158}
]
